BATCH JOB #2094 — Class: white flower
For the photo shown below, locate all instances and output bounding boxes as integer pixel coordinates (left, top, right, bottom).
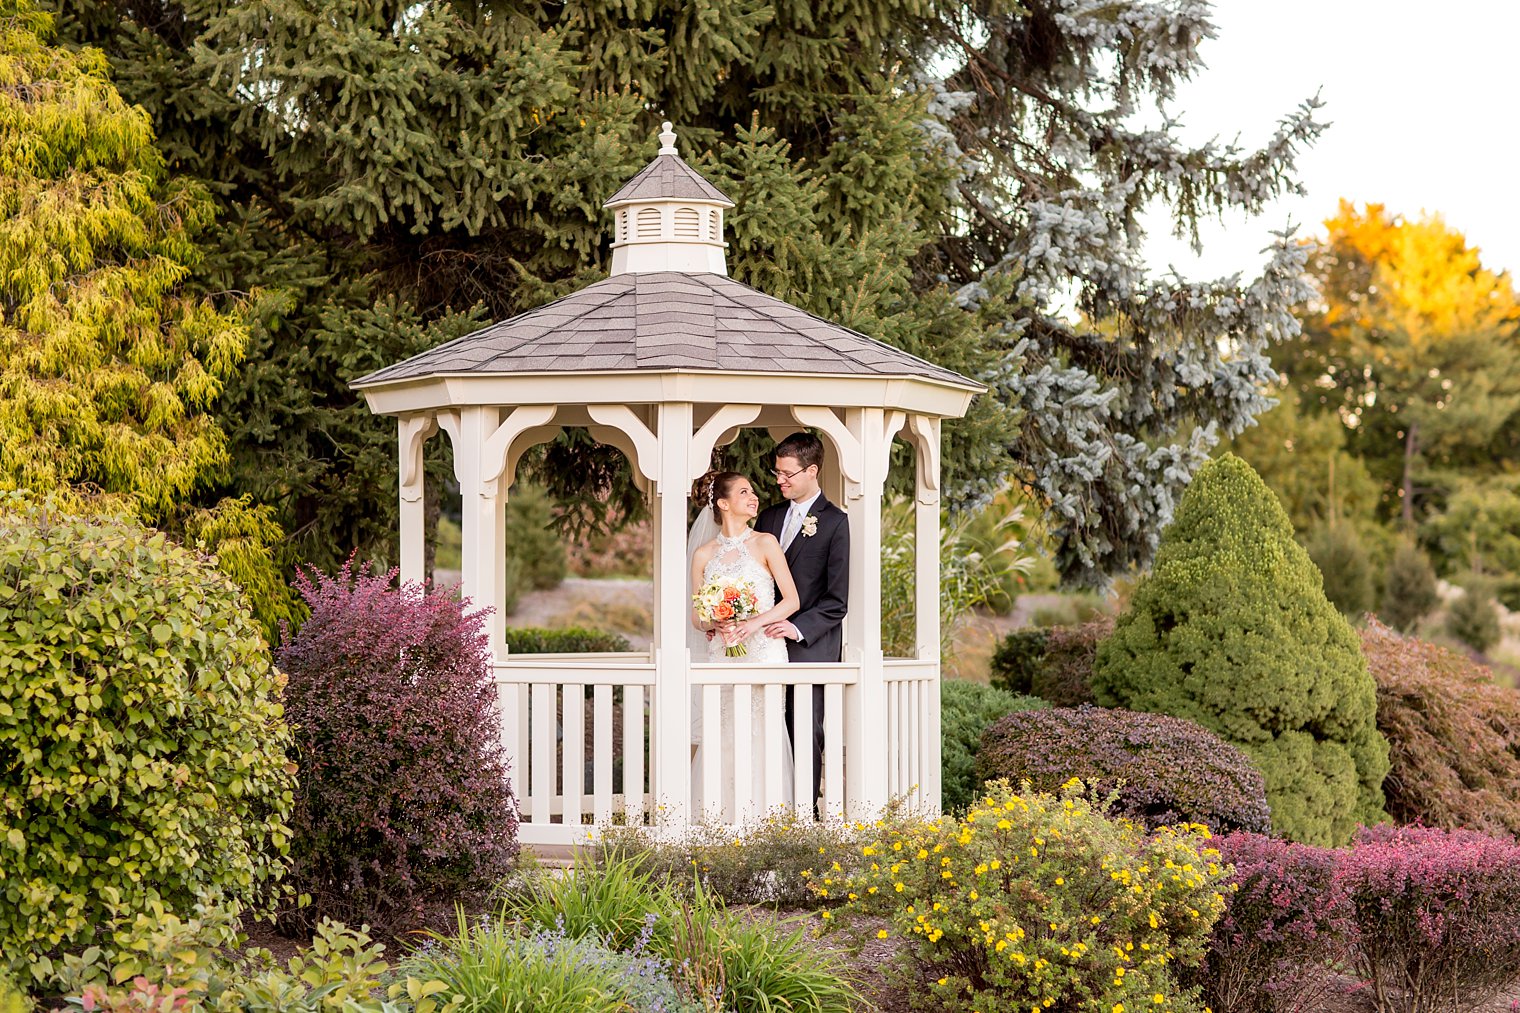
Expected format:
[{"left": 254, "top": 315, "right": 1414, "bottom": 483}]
[{"left": 801, "top": 515, "right": 819, "bottom": 538}]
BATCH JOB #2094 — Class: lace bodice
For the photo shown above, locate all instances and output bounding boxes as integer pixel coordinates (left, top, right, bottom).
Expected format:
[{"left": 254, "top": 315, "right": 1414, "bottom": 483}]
[{"left": 702, "top": 530, "right": 787, "bottom": 663}]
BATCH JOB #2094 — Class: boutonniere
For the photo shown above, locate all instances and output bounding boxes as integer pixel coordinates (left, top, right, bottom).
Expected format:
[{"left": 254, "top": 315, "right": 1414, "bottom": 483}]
[{"left": 801, "top": 514, "right": 819, "bottom": 538}]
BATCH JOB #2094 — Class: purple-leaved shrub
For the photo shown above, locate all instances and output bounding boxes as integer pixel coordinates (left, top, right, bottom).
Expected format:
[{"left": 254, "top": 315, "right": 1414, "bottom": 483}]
[
  {"left": 1187, "top": 832, "right": 1353, "bottom": 1013},
  {"left": 1336, "top": 825, "right": 1520, "bottom": 1013},
  {"left": 976, "top": 705, "right": 1272, "bottom": 834},
  {"left": 277, "top": 562, "right": 519, "bottom": 933}
]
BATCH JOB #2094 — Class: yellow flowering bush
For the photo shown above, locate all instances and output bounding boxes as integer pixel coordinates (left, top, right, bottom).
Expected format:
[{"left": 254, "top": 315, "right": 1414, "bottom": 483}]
[{"left": 822, "top": 780, "right": 1229, "bottom": 1013}]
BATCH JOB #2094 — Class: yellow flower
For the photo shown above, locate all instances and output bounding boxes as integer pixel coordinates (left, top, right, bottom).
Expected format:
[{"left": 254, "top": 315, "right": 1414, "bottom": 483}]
[
  {"left": 1153, "top": 996, "right": 1165, "bottom": 1004},
  {"left": 1055, "top": 877, "right": 1064, "bottom": 885},
  {"left": 877, "top": 929, "right": 889, "bottom": 939}
]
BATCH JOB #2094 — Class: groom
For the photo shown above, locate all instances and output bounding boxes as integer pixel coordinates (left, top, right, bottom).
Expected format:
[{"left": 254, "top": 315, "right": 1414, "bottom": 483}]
[{"left": 756, "top": 432, "right": 848, "bottom": 819}]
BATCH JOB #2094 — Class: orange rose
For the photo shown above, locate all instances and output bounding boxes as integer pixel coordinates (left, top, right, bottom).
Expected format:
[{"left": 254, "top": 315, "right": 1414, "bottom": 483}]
[{"left": 713, "top": 603, "right": 734, "bottom": 621}]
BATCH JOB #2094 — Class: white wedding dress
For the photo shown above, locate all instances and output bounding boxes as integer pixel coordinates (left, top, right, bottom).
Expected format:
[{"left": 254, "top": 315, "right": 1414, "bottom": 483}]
[{"left": 690, "top": 529, "right": 794, "bottom": 822}]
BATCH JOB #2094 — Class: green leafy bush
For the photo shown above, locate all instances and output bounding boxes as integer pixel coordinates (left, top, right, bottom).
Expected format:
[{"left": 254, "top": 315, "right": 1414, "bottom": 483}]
[
  {"left": 1093, "top": 455, "right": 1390, "bottom": 846},
  {"left": 1445, "top": 578, "right": 1501, "bottom": 653},
  {"left": 940, "top": 680, "right": 1048, "bottom": 813},
  {"left": 1361, "top": 619, "right": 1520, "bottom": 837},
  {"left": 976, "top": 705, "right": 1272, "bottom": 834},
  {"left": 1379, "top": 540, "right": 1439, "bottom": 632},
  {"left": 1029, "top": 592, "right": 1108, "bottom": 628},
  {"left": 59, "top": 906, "right": 458, "bottom": 1013},
  {"left": 987, "top": 629, "right": 1047, "bottom": 695},
  {"left": 988, "top": 619, "right": 1110, "bottom": 705},
  {"left": 503, "top": 626, "right": 632, "bottom": 653},
  {"left": 0, "top": 495, "right": 294, "bottom": 988},
  {"left": 1305, "top": 522, "right": 1375, "bottom": 618},
  {"left": 0, "top": 969, "right": 32, "bottom": 1013},
  {"left": 826, "top": 781, "right": 1227, "bottom": 1013},
  {"left": 506, "top": 484, "right": 568, "bottom": 591}
]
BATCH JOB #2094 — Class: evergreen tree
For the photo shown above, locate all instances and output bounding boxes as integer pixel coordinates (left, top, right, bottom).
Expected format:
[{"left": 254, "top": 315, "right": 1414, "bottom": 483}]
[
  {"left": 1380, "top": 539, "right": 1439, "bottom": 633},
  {"left": 0, "top": 1, "right": 292, "bottom": 632},
  {"left": 1305, "top": 521, "right": 1375, "bottom": 619},
  {"left": 1092, "top": 455, "right": 1390, "bottom": 846},
  {"left": 57, "top": 1, "right": 1323, "bottom": 584},
  {"left": 1446, "top": 578, "right": 1501, "bottom": 655}
]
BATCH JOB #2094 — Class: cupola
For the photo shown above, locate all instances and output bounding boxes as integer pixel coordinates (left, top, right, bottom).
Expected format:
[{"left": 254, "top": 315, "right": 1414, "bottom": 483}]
[{"left": 604, "top": 122, "right": 734, "bottom": 276}]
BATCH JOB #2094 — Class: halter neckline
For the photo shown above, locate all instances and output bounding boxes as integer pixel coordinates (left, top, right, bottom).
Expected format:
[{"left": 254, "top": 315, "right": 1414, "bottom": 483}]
[{"left": 716, "top": 528, "right": 751, "bottom": 551}]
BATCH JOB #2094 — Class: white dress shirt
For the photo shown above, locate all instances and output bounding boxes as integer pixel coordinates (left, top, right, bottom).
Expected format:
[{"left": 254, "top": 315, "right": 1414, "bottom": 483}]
[{"left": 781, "top": 491, "right": 822, "bottom": 549}]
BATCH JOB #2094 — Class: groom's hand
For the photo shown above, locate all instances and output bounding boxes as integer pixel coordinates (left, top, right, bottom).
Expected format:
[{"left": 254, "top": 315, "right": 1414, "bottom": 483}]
[{"left": 764, "top": 620, "right": 801, "bottom": 641}]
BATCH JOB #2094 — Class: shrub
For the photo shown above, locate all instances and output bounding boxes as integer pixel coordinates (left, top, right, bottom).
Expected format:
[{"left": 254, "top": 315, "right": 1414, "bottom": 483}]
[
  {"left": 827, "top": 780, "right": 1226, "bottom": 1013},
  {"left": 277, "top": 562, "right": 520, "bottom": 933},
  {"left": 1184, "top": 832, "right": 1352, "bottom": 1013},
  {"left": 1306, "top": 522, "right": 1375, "bottom": 618},
  {"left": 0, "top": 496, "right": 294, "bottom": 988},
  {"left": 594, "top": 809, "right": 884, "bottom": 910},
  {"left": 1093, "top": 454, "right": 1390, "bottom": 846},
  {"left": 987, "top": 619, "right": 1110, "bottom": 706},
  {"left": 61, "top": 909, "right": 457, "bottom": 1013},
  {"left": 1380, "top": 540, "right": 1439, "bottom": 632},
  {"left": 1336, "top": 825, "right": 1520, "bottom": 1013},
  {"left": 1361, "top": 619, "right": 1520, "bottom": 837},
  {"left": 404, "top": 911, "right": 700, "bottom": 1013},
  {"left": 506, "top": 484, "right": 568, "bottom": 591},
  {"left": 975, "top": 706, "right": 1271, "bottom": 834},
  {"left": 0, "top": 970, "right": 31, "bottom": 1013},
  {"left": 987, "top": 629, "right": 1047, "bottom": 695},
  {"left": 1445, "top": 578, "right": 1501, "bottom": 653},
  {"left": 503, "top": 625, "right": 632, "bottom": 653},
  {"left": 940, "top": 680, "right": 1049, "bottom": 813}
]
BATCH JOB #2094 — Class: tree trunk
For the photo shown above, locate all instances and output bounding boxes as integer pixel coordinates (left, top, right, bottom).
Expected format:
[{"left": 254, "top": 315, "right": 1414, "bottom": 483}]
[{"left": 1401, "top": 420, "right": 1419, "bottom": 529}]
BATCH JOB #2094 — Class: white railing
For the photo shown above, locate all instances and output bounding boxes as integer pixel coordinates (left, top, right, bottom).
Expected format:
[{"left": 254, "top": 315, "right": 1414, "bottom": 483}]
[
  {"left": 495, "top": 654, "right": 936, "bottom": 848},
  {"left": 884, "top": 659, "right": 938, "bottom": 810},
  {"left": 688, "top": 663, "right": 855, "bottom": 825}
]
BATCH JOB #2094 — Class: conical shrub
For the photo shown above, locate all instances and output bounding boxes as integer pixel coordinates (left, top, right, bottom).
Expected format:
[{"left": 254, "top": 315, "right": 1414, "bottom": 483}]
[{"left": 1092, "top": 454, "right": 1389, "bottom": 845}]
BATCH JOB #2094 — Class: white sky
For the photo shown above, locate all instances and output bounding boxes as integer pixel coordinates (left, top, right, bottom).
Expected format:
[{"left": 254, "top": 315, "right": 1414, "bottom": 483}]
[{"left": 1140, "top": 0, "right": 1520, "bottom": 283}]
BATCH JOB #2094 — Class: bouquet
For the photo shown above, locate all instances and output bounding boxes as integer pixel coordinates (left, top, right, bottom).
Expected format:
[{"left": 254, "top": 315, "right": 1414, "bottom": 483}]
[{"left": 692, "top": 577, "right": 762, "bottom": 657}]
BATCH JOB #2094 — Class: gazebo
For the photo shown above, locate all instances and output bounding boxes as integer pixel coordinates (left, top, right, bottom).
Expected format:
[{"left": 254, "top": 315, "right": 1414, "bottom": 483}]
[{"left": 353, "top": 123, "right": 982, "bottom": 850}]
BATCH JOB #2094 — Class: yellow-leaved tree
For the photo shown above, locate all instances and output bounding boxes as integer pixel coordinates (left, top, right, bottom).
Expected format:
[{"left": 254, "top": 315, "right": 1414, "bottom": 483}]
[{"left": 0, "top": 0, "right": 293, "bottom": 632}]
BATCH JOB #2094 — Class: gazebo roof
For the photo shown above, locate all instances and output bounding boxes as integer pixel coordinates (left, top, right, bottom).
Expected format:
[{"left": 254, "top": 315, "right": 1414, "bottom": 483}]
[
  {"left": 604, "top": 153, "right": 733, "bottom": 207},
  {"left": 352, "top": 271, "right": 979, "bottom": 391}
]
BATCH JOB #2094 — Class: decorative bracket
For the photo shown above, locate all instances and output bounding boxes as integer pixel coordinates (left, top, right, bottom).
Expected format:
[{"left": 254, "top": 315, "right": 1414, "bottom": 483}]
[
  {"left": 587, "top": 425, "right": 652, "bottom": 495},
  {"left": 482, "top": 406, "right": 558, "bottom": 486},
  {"left": 910, "top": 415, "right": 941, "bottom": 503},
  {"left": 587, "top": 404, "right": 660, "bottom": 485},
  {"left": 399, "top": 415, "right": 439, "bottom": 499},
  {"left": 503, "top": 424, "right": 564, "bottom": 490},
  {"left": 791, "top": 406, "right": 862, "bottom": 483},
  {"left": 689, "top": 404, "right": 761, "bottom": 482},
  {"left": 872, "top": 410, "right": 907, "bottom": 485}
]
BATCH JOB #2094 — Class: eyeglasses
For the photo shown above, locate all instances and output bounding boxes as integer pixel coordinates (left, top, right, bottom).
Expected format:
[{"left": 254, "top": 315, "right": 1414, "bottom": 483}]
[{"left": 772, "top": 465, "right": 812, "bottom": 481}]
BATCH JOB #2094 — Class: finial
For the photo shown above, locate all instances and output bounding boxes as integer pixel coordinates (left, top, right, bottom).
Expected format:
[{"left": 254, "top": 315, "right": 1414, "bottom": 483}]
[{"left": 658, "top": 121, "right": 678, "bottom": 156}]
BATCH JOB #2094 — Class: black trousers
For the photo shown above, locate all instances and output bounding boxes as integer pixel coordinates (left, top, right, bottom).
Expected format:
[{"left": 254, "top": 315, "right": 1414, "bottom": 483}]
[{"left": 783, "top": 683, "right": 825, "bottom": 820}]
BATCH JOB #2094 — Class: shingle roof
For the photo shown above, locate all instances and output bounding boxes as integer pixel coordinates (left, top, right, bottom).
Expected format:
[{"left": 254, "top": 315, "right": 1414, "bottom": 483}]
[
  {"left": 604, "top": 154, "right": 733, "bottom": 207},
  {"left": 352, "top": 272, "right": 977, "bottom": 389}
]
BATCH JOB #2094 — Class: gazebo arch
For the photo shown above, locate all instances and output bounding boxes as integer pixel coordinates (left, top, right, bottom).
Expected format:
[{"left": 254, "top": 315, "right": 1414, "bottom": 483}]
[{"left": 354, "top": 123, "right": 983, "bottom": 849}]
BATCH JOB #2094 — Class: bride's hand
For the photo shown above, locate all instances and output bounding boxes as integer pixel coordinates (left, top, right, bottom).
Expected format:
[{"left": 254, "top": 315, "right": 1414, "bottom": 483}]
[{"left": 730, "top": 618, "right": 763, "bottom": 644}]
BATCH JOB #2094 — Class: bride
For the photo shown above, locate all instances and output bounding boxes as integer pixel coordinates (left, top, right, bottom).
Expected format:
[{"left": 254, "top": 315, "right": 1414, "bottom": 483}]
[{"left": 687, "top": 471, "right": 799, "bottom": 821}]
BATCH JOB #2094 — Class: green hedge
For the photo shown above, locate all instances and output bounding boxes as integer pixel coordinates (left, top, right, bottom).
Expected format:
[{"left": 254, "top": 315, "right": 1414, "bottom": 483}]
[
  {"left": 989, "top": 619, "right": 1109, "bottom": 705},
  {"left": 940, "top": 679, "right": 1048, "bottom": 813},
  {"left": 504, "top": 626, "right": 633, "bottom": 653}
]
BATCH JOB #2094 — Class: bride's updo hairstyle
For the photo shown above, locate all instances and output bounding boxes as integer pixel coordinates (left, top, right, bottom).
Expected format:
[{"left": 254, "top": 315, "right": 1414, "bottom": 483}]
[{"left": 693, "top": 470, "right": 746, "bottom": 522}]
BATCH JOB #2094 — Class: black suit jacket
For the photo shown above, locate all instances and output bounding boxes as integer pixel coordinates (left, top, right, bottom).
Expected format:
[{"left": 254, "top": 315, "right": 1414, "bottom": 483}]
[{"left": 756, "top": 495, "right": 849, "bottom": 662}]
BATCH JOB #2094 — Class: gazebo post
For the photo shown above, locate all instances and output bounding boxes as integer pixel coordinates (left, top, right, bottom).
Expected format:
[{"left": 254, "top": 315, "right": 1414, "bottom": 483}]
[
  {"left": 397, "top": 414, "right": 437, "bottom": 587},
  {"left": 458, "top": 405, "right": 505, "bottom": 651},
  {"left": 652, "top": 400, "right": 694, "bottom": 827},
  {"left": 913, "top": 415, "right": 944, "bottom": 811},
  {"left": 844, "top": 406, "right": 890, "bottom": 818}
]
